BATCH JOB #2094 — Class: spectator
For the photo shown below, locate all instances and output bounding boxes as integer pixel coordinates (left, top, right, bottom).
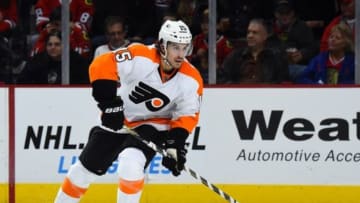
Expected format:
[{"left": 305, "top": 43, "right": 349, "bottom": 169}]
[
  {"left": 161, "top": 10, "right": 178, "bottom": 24},
  {"left": 154, "top": 0, "right": 178, "bottom": 31},
  {"left": 190, "top": 8, "right": 234, "bottom": 83},
  {"left": 34, "top": 0, "right": 94, "bottom": 33},
  {"left": 320, "top": 0, "right": 355, "bottom": 52},
  {"left": 93, "top": 16, "right": 130, "bottom": 58},
  {"left": 0, "top": 36, "right": 26, "bottom": 83},
  {"left": 17, "top": 0, "right": 38, "bottom": 36},
  {"left": 273, "top": 0, "right": 318, "bottom": 81},
  {"left": 18, "top": 30, "right": 89, "bottom": 84},
  {"left": 177, "top": 0, "right": 196, "bottom": 31},
  {"left": 292, "top": 0, "right": 338, "bottom": 40},
  {"left": 0, "top": 0, "right": 23, "bottom": 83},
  {"left": 31, "top": 6, "right": 92, "bottom": 59},
  {"left": 296, "top": 22, "right": 354, "bottom": 84},
  {"left": 91, "top": 0, "right": 157, "bottom": 46},
  {"left": 217, "top": 0, "right": 275, "bottom": 38},
  {"left": 222, "top": 18, "right": 289, "bottom": 84},
  {"left": 0, "top": 0, "right": 17, "bottom": 37}
]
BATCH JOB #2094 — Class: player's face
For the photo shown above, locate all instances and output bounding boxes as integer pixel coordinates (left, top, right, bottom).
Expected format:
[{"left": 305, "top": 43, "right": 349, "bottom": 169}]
[
  {"left": 46, "top": 36, "right": 62, "bottom": 60},
  {"left": 166, "top": 42, "right": 189, "bottom": 68}
]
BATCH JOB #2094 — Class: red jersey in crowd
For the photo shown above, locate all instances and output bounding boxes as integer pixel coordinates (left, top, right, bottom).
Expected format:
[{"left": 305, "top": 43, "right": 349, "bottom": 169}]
[
  {"left": 34, "top": 0, "right": 94, "bottom": 32},
  {"left": 192, "top": 33, "right": 233, "bottom": 67},
  {"left": 0, "top": 0, "right": 17, "bottom": 33}
]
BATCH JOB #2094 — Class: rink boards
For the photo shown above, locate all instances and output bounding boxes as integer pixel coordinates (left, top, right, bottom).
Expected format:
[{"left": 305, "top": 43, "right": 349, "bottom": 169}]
[{"left": 0, "top": 86, "right": 360, "bottom": 203}]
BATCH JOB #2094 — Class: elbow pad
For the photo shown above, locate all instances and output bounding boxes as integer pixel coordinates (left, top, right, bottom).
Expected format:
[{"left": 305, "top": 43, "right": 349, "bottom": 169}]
[{"left": 91, "top": 79, "right": 118, "bottom": 103}]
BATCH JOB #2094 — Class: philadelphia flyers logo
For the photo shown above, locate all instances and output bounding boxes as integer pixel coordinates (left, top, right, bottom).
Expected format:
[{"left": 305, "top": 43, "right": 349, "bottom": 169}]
[{"left": 129, "top": 82, "right": 170, "bottom": 112}]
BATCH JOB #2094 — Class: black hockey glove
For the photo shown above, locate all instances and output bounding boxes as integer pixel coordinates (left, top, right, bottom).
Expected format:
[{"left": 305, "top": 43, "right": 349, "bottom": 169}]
[
  {"left": 162, "top": 128, "right": 189, "bottom": 176},
  {"left": 97, "top": 96, "right": 124, "bottom": 131}
]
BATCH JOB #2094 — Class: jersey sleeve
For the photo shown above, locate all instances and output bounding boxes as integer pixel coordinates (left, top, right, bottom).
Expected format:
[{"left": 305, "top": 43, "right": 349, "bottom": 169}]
[
  {"left": 89, "top": 52, "right": 118, "bottom": 83},
  {"left": 70, "top": 25, "right": 91, "bottom": 58},
  {"left": 72, "top": 0, "right": 94, "bottom": 32},
  {"left": 34, "top": 0, "right": 52, "bottom": 32}
]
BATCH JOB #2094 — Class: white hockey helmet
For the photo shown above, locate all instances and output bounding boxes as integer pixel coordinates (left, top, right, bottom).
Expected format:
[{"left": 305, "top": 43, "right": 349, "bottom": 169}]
[{"left": 158, "top": 20, "right": 192, "bottom": 53}]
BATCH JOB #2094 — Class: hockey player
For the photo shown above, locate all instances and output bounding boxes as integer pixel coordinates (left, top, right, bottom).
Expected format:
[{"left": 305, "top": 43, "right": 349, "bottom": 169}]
[{"left": 54, "top": 19, "right": 203, "bottom": 203}]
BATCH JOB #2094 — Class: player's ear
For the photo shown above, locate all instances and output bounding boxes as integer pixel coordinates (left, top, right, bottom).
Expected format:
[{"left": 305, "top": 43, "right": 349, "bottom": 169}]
[
  {"left": 157, "top": 39, "right": 166, "bottom": 55},
  {"left": 160, "top": 45, "right": 166, "bottom": 54}
]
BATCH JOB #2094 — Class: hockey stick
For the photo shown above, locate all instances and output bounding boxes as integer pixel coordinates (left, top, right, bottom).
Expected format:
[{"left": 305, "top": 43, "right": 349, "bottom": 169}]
[{"left": 123, "top": 127, "right": 240, "bottom": 203}]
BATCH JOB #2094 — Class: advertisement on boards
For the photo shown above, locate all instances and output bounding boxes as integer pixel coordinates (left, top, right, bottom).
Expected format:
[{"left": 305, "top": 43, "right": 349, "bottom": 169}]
[
  {"left": 14, "top": 87, "right": 360, "bottom": 185},
  {"left": 199, "top": 88, "right": 360, "bottom": 184}
]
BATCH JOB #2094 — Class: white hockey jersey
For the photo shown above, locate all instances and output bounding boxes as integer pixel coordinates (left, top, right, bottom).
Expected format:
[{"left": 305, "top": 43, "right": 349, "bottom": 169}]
[{"left": 89, "top": 43, "right": 203, "bottom": 133}]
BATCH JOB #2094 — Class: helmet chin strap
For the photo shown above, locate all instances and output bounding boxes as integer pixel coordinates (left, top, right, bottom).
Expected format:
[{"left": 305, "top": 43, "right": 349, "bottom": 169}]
[
  {"left": 160, "top": 45, "right": 174, "bottom": 72},
  {"left": 161, "top": 56, "right": 174, "bottom": 72}
]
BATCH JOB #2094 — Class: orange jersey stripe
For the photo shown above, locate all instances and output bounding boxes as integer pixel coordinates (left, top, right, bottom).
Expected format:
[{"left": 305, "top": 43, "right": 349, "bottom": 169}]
[
  {"left": 127, "top": 43, "right": 161, "bottom": 64},
  {"left": 61, "top": 177, "right": 87, "bottom": 198},
  {"left": 125, "top": 113, "right": 199, "bottom": 134},
  {"left": 170, "top": 113, "right": 200, "bottom": 133},
  {"left": 124, "top": 117, "right": 171, "bottom": 128},
  {"left": 179, "top": 61, "right": 204, "bottom": 96}
]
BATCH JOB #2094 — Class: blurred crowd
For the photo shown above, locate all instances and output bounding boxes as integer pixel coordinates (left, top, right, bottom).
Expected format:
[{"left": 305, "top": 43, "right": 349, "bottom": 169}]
[{"left": 0, "top": 0, "right": 356, "bottom": 85}]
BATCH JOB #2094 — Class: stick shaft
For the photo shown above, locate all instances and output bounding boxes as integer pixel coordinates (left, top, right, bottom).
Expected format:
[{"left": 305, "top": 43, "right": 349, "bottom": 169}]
[{"left": 125, "top": 128, "right": 239, "bottom": 203}]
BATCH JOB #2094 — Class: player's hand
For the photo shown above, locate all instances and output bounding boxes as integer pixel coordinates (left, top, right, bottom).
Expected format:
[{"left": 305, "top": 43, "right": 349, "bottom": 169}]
[
  {"left": 162, "top": 147, "right": 187, "bottom": 176},
  {"left": 97, "top": 96, "right": 124, "bottom": 131},
  {"left": 162, "top": 128, "right": 188, "bottom": 176}
]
